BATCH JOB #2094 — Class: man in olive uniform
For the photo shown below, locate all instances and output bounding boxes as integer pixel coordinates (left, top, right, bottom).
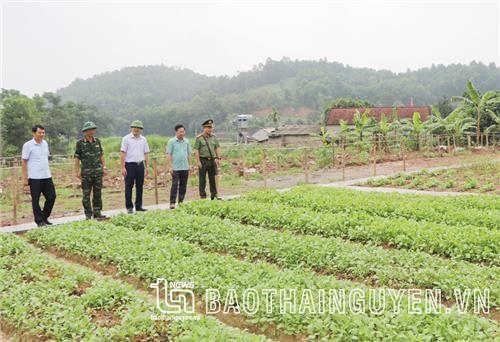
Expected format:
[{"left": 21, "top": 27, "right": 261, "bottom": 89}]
[
  {"left": 194, "top": 119, "right": 222, "bottom": 200},
  {"left": 74, "top": 121, "right": 107, "bottom": 220}
]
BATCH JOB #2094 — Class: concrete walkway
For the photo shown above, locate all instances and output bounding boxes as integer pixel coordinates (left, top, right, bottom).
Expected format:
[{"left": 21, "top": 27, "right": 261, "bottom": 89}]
[{"left": 2, "top": 159, "right": 497, "bottom": 234}]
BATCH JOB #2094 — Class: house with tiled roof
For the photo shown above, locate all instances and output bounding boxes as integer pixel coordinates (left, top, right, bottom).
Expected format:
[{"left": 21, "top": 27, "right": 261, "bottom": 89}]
[{"left": 326, "top": 106, "right": 431, "bottom": 132}]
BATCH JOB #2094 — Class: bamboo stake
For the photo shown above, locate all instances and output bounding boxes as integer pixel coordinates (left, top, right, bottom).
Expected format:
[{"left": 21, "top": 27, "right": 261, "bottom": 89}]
[
  {"left": 331, "top": 143, "right": 336, "bottom": 168},
  {"left": 262, "top": 149, "right": 268, "bottom": 189},
  {"left": 401, "top": 138, "right": 406, "bottom": 172},
  {"left": 372, "top": 142, "right": 377, "bottom": 176},
  {"left": 303, "top": 147, "right": 309, "bottom": 184},
  {"left": 12, "top": 161, "right": 18, "bottom": 224},
  {"left": 153, "top": 158, "right": 158, "bottom": 205},
  {"left": 341, "top": 141, "right": 346, "bottom": 181}
]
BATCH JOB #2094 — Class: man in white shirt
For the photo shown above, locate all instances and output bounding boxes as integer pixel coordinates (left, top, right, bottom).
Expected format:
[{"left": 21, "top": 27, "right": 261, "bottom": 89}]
[
  {"left": 21, "top": 125, "right": 57, "bottom": 226},
  {"left": 120, "top": 120, "right": 150, "bottom": 214}
]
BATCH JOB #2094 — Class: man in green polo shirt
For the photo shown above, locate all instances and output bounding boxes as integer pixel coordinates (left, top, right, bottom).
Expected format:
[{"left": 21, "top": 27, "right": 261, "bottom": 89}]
[
  {"left": 194, "top": 119, "right": 222, "bottom": 200},
  {"left": 166, "top": 124, "right": 192, "bottom": 209},
  {"left": 74, "top": 121, "right": 107, "bottom": 220}
]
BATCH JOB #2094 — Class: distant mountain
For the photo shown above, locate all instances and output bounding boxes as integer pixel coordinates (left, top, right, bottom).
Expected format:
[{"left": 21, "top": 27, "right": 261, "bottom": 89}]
[{"left": 57, "top": 58, "right": 500, "bottom": 135}]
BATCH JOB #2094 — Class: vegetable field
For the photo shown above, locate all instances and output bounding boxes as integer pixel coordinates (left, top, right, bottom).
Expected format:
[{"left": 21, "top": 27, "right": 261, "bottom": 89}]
[
  {"left": 1, "top": 185, "right": 499, "bottom": 341},
  {"left": 362, "top": 161, "right": 500, "bottom": 194}
]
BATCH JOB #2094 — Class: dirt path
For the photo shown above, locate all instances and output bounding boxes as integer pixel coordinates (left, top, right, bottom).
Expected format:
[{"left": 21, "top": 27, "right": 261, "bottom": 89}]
[
  {"left": 246, "top": 151, "right": 498, "bottom": 190},
  {"left": 2, "top": 151, "right": 497, "bottom": 231},
  {"left": 0, "top": 326, "right": 13, "bottom": 342}
]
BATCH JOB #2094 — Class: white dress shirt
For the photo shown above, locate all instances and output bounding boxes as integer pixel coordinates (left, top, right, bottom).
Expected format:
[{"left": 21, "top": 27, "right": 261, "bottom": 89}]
[
  {"left": 120, "top": 133, "right": 150, "bottom": 162},
  {"left": 21, "top": 138, "right": 52, "bottom": 179}
]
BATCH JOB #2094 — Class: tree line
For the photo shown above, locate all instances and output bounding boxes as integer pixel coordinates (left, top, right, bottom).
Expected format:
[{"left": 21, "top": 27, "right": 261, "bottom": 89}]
[
  {"left": 0, "top": 90, "right": 114, "bottom": 156},
  {"left": 57, "top": 58, "right": 499, "bottom": 135}
]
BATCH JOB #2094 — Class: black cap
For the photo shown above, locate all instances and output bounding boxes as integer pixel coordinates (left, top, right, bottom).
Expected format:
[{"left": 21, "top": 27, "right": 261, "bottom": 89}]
[{"left": 202, "top": 119, "right": 214, "bottom": 127}]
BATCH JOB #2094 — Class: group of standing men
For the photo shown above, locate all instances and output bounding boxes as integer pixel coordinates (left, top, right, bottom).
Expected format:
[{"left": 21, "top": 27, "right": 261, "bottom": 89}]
[{"left": 21, "top": 119, "right": 222, "bottom": 226}]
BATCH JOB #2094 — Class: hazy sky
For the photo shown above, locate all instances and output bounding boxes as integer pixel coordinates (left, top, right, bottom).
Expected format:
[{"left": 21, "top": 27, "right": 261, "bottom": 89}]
[{"left": 1, "top": 0, "right": 499, "bottom": 96}]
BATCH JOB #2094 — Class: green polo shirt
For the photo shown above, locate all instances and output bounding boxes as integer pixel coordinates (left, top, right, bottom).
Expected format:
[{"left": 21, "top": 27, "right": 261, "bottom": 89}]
[
  {"left": 166, "top": 137, "right": 192, "bottom": 171},
  {"left": 194, "top": 134, "right": 220, "bottom": 158}
]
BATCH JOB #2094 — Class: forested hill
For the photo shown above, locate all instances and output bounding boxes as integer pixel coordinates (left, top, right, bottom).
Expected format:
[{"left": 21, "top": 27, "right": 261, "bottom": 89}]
[{"left": 57, "top": 58, "right": 500, "bottom": 134}]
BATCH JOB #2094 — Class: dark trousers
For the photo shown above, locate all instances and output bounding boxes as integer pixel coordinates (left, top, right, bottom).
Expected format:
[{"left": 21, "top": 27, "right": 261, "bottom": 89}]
[
  {"left": 199, "top": 158, "right": 217, "bottom": 199},
  {"left": 170, "top": 170, "right": 189, "bottom": 204},
  {"left": 124, "top": 162, "right": 144, "bottom": 209},
  {"left": 28, "top": 178, "right": 56, "bottom": 224},
  {"left": 81, "top": 173, "right": 103, "bottom": 218}
]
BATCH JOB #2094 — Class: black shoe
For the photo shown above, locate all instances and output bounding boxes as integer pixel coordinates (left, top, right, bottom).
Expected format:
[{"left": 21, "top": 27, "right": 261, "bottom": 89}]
[
  {"left": 43, "top": 219, "right": 53, "bottom": 225},
  {"left": 85, "top": 216, "right": 92, "bottom": 220},
  {"left": 94, "top": 214, "right": 108, "bottom": 221},
  {"left": 36, "top": 222, "right": 47, "bottom": 227},
  {"left": 136, "top": 207, "right": 148, "bottom": 212},
  {"left": 127, "top": 208, "right": 134, "bottom": 214},
  {"left": 211, "top": 197, "right": 222, "bottom": 200}
]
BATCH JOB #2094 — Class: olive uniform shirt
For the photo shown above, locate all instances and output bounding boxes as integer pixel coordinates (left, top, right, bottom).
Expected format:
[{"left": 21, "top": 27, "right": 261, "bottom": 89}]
[{"left": 194, "top": 134, "right": 220, "bottom": 158}]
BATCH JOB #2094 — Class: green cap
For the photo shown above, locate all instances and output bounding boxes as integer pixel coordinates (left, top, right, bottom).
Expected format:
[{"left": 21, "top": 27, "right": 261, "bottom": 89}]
[
  {"left": 81, "top": 121, "right": 97, "bottom": 132},
  {"left": 202, "top": 119, "right": 214, "bottom": 127},
  {"left": 130, "top": 120, "right": 144, "bottom": 129}
]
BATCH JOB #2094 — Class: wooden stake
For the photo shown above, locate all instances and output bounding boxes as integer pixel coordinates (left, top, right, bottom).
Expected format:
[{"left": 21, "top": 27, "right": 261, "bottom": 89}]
[
  {"left": 401, "top": 138, "right": 406, "bottom": 172},
  {"left": 467, "top": 135, "right": 471, "bottom": 149},
  {"left": 303, "top": 147, "right": 309, "bottom": 184},
  {"left": 341, "top": 142, "right": 346, "bottom": 181},
  {"left": 153, "top": 158, "right": 159, "bottom": 205},
  {"left": 12, "top": 159, "right": 19, "bottom": 224},
  {"left": 240, "top": 145, "right": 247, "bottom": 180},
  {"left": 262, "top": 149, "right": 268, "bottom": 188},
  {"left": 331, "top": 143, "right": 336, "bottom": 168},
  {"left": 372, "top": 143, "right": 377, "bottom": 176}
]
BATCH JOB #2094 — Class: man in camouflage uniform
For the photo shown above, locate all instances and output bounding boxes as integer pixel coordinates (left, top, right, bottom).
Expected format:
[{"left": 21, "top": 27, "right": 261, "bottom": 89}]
[
  {"left": 74, "top": 121, "right": 107, "bottom": 220},
  {"left": 194, "top": 119, "right": 222, "bottom": 200}
]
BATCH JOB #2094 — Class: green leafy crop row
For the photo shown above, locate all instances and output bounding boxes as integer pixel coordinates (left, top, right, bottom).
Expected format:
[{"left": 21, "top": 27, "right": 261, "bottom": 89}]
[
  {"left": 0, "top": 233, "right": 269, "bottom": 342},
  {"left": 110, "top": 208, "right": 500, "bottom": 308},
  {"left": 242, "top": 186, "right": 500, "bottom": 230},
  {"left": 26, "top": 222, "right": 499, "bottom": 341},
  {"left": 184, "top": 197, "right": 499, "bottom": 265}
]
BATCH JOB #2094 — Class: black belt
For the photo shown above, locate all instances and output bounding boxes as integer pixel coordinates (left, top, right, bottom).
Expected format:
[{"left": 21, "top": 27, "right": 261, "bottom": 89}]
[
  {"left": 125, "top": 161, "right": 144, "bottom": 165},
  {"left": 200, "top": 157, "right": 215, "bottom": 160}
]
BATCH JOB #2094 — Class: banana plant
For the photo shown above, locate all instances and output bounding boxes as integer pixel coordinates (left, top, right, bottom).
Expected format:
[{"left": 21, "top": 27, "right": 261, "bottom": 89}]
[
  {"left": 485, "top": 109, "right": 500, "bottom": 134},
  {"left": 373, "top": 112, "right": 390, "bottom": 152},
  {"left": 452, "top": 80, "right": 500, "bottom": 144},
  {"left": 353, "top": 109, "right": 372, "bottom": 141},
  {"left": 338, "top": 119, "right": 353, "bottom": 145},
  {"left": 267, "top": 107, "right": 281, "bottom": 129},
  {"left": 409, "top": 112, "right": 424, "bottom": 150},
  {"left": 312, "top": 126, "right": 333, "bottom": 146}
]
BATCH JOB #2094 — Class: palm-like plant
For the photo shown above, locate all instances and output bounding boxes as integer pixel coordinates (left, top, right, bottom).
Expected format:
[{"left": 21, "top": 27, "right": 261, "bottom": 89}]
[
  {"left": 267, "top": 108, "right": 281, "bottom": 129},
  {"left": 428, "top": 108, "right": 475, "bottom": 148},
  {"left": 485, "top": 109, "right": 500, "bottom": 134},
  {"left": 372, "top": 112, "right": 390, "bottom": 152},
  {"left": 452, "top": 80, "right": 500, "bottom": 144},
  {"left": 353, "top": 109, "right": 372, "bottom": 141},
  {"left": 410, "top": 112, "right": 424, "bottom": 150},
  {"left": 338, "top": 119, "right": 352, "bottom": 145},
  {"left": 313, "top": 126, "right": 333, "bottom": 146}
]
